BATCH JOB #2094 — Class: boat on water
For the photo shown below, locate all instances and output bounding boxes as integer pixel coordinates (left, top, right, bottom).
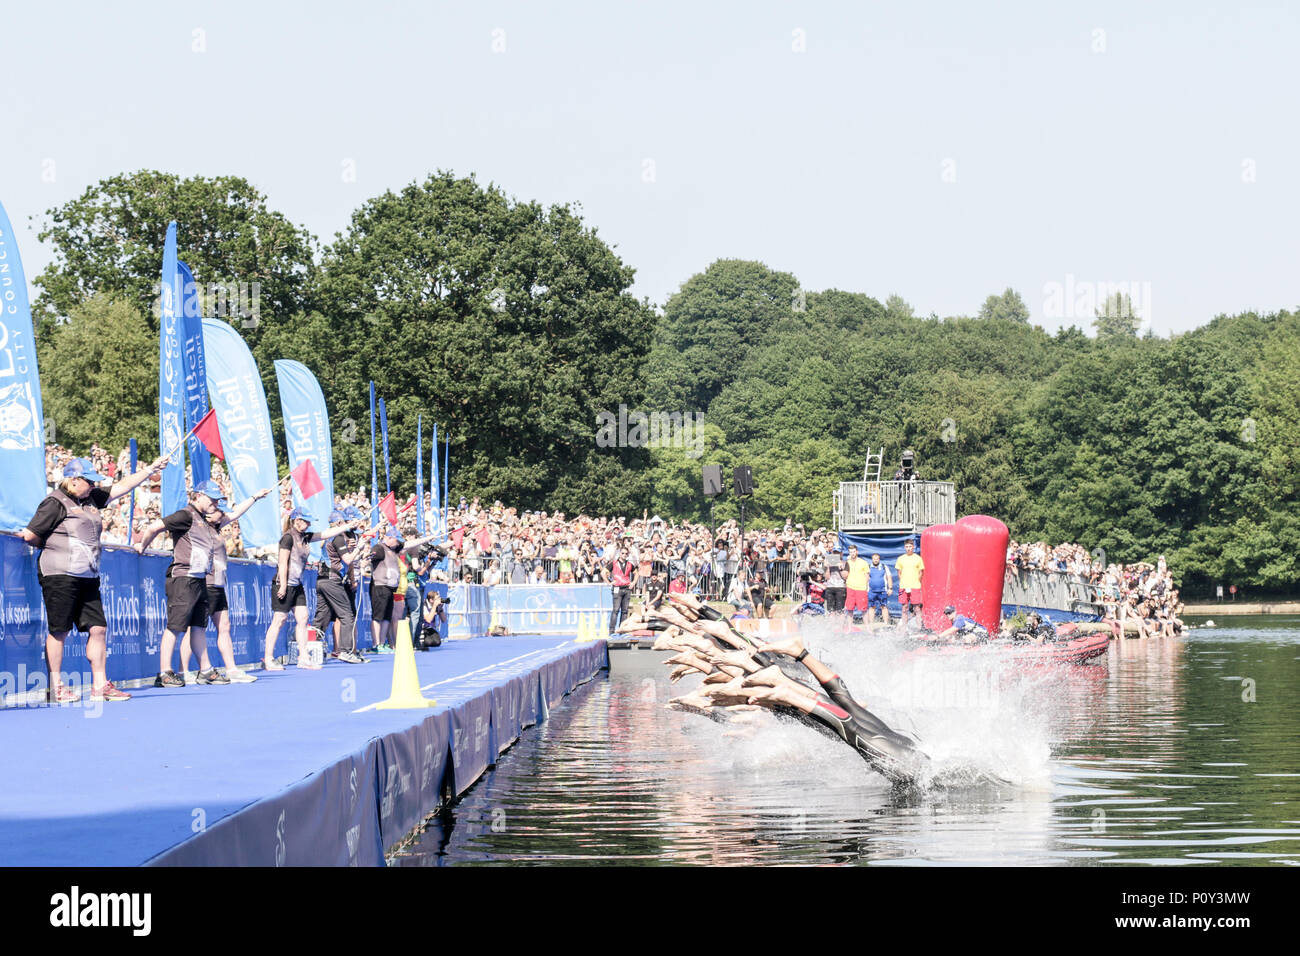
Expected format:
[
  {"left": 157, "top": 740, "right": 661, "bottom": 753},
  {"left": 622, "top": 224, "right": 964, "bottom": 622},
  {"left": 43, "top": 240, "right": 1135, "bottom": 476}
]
[{"left": 904, "top": 622, "right": 1114, "bottom": 665}]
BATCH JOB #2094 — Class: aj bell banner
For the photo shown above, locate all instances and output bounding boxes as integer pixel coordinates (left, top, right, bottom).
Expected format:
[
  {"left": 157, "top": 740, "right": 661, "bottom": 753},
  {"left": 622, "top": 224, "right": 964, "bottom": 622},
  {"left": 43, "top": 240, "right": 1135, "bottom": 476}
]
[
  {"left": 178, "top": 260, "right": 211, "bottom": 486},
  {"left": 274, "top": 359, "right": 334, "bottom": 554},
  {"left": 158, "top": 222, "right": 187, "bottom": 515},
  {"left": 202, "top": 318, "right": 279, "bottom": 548},
  {"left": 0, "top": 199, "right": 47, "bottom": 531}
]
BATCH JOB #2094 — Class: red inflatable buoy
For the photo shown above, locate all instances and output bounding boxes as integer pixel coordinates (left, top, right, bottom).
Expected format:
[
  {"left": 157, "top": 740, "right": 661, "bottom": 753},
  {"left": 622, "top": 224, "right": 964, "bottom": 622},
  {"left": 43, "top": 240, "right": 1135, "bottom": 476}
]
[
  {"left": 920, "top": 523, "right": 956, "bottom": 631},
  {"left": 950, "top": 515, "right": 1009, "bottom": 633}
]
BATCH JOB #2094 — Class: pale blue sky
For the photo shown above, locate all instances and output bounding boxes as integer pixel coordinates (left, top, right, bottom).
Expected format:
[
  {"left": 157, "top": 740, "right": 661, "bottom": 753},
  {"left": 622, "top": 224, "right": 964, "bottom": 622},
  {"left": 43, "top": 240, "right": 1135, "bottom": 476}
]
[{"left": 2, "top": 0, "right": 1296, "bottom": 333}]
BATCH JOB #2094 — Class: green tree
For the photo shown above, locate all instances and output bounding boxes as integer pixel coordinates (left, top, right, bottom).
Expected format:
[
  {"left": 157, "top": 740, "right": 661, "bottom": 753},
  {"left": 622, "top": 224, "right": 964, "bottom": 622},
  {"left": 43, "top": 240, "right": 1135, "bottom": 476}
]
[
  {"left": 300, "top": 171, "right": 657, "bottom": 511},
  {"left": 977, "top": 287, "right": 1031, "bottom": 323},
  {"left": 37, "top": 293, "right": 158, "bottom": 455},
  {"left": 34, "top": 170, "right": 316, "bottom": 340},
  {"left": 884, "top": 293, "right": 915, "bottom": 320},
  {"left": 1094, "top": 291, "right": 1142, "bottom": 338},
  {"left": 654, "top": 259, "right": 800, "bottom": 411}
]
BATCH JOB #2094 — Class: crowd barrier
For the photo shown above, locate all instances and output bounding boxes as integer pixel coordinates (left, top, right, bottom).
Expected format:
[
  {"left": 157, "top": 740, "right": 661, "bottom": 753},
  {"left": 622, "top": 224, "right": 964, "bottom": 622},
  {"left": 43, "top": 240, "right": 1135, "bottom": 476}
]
[
  {"left": 447, "top": 553, "right": 809, "bottom": 602},
  {"left": 444, "top": 583, "right": 491, "bottom": 639},
  {"left": 488, "top": 583, "right": 613, "bottom": 635},
  {"left": 1003, "top": 566, "right": 1109, "bottom": 616},
  {"left": 0, "top": 533, "right": 331, "bottom": 695}
]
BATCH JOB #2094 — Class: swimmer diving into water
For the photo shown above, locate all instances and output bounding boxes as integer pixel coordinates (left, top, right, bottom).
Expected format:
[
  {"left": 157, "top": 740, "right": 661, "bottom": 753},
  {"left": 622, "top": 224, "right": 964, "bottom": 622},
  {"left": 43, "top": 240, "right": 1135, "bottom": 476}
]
[{"left": 622, "top": 592, "right": 930, "bottom": 786}]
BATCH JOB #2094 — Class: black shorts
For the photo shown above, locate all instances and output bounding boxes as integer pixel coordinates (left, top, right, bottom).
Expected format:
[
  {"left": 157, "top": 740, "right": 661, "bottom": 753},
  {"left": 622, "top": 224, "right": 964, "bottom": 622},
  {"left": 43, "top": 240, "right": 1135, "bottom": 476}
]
[
  {"left": 39, "top": 573, "right": 107, "bottom": 634},
  {"left": 272, "top": 582, "right": 307, "bottom": 614},
  {"left": 206, "top": 586, "right": 229, "bottom": 615},
  {"left": 166, "top": 575, "right": 210, "bottom": 631},
  {"left": 370, "top": 584, "right": 396, "bottom": 622}
]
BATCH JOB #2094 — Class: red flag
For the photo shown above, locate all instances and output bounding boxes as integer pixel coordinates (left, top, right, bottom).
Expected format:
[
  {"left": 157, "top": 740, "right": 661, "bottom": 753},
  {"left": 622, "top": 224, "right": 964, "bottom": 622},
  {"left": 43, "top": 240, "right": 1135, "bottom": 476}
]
[
  {"left": 192, "top": 408, "right": 224, "bottom": 460},
  {"left": 451, "top": 526, "right": 464, "bottom": 550},
  {"left": 476, "top": 526, "right": 492, "bottom": 552},
  {"left": 290, "top": 458, "right": 325, "bottom": 499},
  {"left": 399, "top": 494, "right": 417, "bottom": 514},
  {"left": 378, "top": 492, "right": 398, "bottom": 526}
]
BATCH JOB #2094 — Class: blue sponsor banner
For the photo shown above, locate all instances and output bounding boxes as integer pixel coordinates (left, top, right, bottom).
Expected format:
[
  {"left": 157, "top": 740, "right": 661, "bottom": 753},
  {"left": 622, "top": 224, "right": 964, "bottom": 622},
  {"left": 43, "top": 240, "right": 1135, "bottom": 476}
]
[
  {"left": 449, "top": 693, "right": 493, "bottom": 796},
  {"left": 274, "top": 359, "right": 333, "bottom": 560},
  {"left": 0, "top": 200, "right": 48, "bottom": 532},
  {"left": 127, "top": 438, "right": 138, "bottom": 544},
  {"left": 488, "top": 583, "right": 612, "bottom": 635},
  {"left": 378, "top": 397, "right": 390, "bottom": 493},
  {"left": 178, "top": 261, "right": 211, "bottom": 486},
  {"left": 368, "top": 382, "right": 378, "bottom": 526},
  {"left": 0, "top": 532, "right": 308, "bottom": 697},
  {"left": 428, "top": 423, "right": 443, "bottom": 539},
  {"left": 158, "top": 223, "right": 187, "bottom": 515},
  {"left": 202, "top": 318, "right": 279, "bottom": 549},
  {"left": 415, "top": 414, "right": 424, "bottom": 537}
]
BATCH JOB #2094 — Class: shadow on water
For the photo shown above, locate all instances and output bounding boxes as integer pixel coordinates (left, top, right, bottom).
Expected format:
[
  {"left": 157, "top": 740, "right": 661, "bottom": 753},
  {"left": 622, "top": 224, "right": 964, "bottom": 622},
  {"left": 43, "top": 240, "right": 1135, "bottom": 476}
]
[{"left": 389, "top": 617, "right": 1300, "bottom": 866}]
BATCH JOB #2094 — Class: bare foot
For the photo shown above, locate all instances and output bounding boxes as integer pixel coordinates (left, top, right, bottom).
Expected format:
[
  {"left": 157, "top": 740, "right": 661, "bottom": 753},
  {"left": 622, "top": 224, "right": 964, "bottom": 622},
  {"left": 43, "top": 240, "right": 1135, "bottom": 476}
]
[
  {"left": 667, "top": 694, "right": 713, "bottom": 713},
  {"left": 756, "top": 636, "right": 806, "bottom": 659},
  {"left": 704, "top": 647, "right": 759, "bottom": 673},
  {"left": 742, "top": 664, "right": 785, "bottom": 689}
]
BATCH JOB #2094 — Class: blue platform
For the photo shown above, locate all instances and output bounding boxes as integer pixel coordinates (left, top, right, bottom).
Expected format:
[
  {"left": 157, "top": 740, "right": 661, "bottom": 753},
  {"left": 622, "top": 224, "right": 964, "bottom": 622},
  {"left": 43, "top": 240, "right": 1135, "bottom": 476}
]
[{"left": 0, "top": 636, "right": 608, "bottom": 866}]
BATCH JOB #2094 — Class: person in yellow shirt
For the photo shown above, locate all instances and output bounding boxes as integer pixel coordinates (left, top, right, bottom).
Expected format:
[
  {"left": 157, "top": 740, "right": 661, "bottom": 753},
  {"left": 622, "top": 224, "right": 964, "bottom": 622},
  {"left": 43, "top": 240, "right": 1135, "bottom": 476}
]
[
  {"left": 894, "top": 538, "right": 925, "bottom": 627},
  {"left": 844, "top": 545, "right": 871, "bottom": 623}
]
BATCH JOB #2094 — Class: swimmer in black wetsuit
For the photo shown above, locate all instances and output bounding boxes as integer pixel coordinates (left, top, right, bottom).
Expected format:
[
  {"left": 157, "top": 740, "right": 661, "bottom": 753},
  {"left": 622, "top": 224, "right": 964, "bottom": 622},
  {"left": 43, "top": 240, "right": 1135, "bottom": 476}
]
[{"left": 639, "top": 592, "right": 929, "bottom": 786}]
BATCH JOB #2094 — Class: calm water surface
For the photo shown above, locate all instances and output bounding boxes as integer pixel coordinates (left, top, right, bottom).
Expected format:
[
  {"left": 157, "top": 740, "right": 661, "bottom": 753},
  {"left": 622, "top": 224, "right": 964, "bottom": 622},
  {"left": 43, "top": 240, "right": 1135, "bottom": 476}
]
[{"left": 391, "top": 615, "right": 1300, "bottom": 866}]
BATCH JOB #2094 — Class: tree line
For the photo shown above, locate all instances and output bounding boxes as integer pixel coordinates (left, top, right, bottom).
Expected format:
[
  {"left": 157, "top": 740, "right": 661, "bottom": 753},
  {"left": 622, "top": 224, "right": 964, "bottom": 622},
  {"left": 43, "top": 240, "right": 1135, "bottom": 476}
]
[{"left": 32, "top": 171, "right": 1299, "bottom": 593}]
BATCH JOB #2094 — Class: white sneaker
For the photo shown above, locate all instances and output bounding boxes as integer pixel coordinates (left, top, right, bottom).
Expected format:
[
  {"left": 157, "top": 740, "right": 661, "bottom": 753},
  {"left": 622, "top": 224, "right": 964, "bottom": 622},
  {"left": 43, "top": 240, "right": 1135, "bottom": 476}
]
[
  {"left": 263, "top": 659, "right": 285, "bottom": 671},
  {"left": 182, "top": 670, "right": 197, "bottom": 685},
  {"left": 226, "top": 668, "right": 258, "bottom": 683}
]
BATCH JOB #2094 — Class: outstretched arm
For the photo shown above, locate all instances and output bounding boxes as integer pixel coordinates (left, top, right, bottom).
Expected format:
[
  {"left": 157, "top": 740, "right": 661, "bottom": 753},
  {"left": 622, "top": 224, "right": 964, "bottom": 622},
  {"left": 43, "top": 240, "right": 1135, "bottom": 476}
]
[
  {"left": 221, "top": 487, "right": 272, "bottom": 526},
  {"left": 318, "top": 518, "right": 367, "bottom": 541},
  {"left": 399, "top": 533, "right": 441, "bottom": 552},
  {"left": 755, "top": 635, "right": 837, "bottom": 686},
  {"left": 134, "top": 519, "right": 168, "bottom": 554},
  {"left": 107, "top": 454, "right": 171, "bottom": 502}
]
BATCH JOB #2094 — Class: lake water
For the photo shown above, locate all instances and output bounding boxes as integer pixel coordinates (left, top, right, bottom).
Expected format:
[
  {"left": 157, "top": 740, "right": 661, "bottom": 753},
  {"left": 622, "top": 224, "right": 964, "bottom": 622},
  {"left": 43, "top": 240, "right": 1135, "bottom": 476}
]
[{"left": 390, "top": 615, "right": 1300, "bottom": 866}]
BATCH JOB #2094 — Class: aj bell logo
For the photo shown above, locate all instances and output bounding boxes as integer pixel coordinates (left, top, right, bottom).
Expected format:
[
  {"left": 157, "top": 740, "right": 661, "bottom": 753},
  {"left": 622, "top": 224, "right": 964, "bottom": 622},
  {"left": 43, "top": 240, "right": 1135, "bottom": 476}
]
[{"left": 49, "top": 886, "right": 151, "bottom": 936}]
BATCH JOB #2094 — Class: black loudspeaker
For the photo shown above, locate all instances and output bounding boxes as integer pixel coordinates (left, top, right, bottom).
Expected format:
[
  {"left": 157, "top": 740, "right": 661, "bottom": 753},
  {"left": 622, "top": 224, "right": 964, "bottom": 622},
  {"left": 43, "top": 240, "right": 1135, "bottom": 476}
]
[
  {"left": 702, "top": 465, "right": 724, "bottom": 498},
  {"left": 733, "top": 465, "right": 753, "bottom": 497}
]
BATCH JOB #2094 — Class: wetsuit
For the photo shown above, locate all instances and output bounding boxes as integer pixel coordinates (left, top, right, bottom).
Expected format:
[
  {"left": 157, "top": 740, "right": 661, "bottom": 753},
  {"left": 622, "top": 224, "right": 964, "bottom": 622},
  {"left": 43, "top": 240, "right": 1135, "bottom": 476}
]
[
  {"left": 689, "top": 602, "right": 926, "bottom": 783},
  {"left": 952, "top": 614, "right": 990, "bottom": 642},
  {"left": 793, "top": 692, "right": 926, "bottom": 786}
]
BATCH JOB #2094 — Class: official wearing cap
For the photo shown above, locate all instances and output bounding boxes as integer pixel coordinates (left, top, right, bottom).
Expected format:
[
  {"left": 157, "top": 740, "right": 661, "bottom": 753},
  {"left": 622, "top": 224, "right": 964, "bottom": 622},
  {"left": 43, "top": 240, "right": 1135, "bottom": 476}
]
[
  {"left": 262, "top": 507, "right": 359, "bottom": 671},
  {"left": 369, "top": 524, "right": 439, "bottom": 651},
  {"left": 314, "top": 506, "right": 368, "bottom": 663},
  {"left": 135, "top": 479, "right": 270, "bottom": 685},
  {"left": 19, "top": 452, "right": 170, "bottom": 703}
]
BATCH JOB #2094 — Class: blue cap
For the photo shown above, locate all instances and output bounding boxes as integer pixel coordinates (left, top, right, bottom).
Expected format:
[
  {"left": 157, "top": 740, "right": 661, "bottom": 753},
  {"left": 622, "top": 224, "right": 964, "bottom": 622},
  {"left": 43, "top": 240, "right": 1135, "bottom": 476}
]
[
  {"left": 328, "top": 509, "right": 346, "bottom": 524},
  {"left": 385, "top": 524, "right": 403, "bottom": 542},
  {"left": 191, "top": 479, "right": 232, "bottom": 512},
  {"left": 288, "top": 507, "right": 310, "bottom": 522},
  {"left": 62, "top": 458, "right": 107, "bottom": 482},
  {"left": 343, "top": 506, "right": 362, "bottom": 521}
]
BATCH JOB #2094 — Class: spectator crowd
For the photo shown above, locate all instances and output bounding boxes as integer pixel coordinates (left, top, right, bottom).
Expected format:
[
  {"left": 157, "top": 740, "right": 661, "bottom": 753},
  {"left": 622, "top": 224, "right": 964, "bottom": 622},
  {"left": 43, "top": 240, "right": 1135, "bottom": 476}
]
[
  {"left": 39, "top": 443, "right": 1183, "bottom": 634},
  {"left": 1008, "top": 540, "right": 1184, "bottom": 637}
]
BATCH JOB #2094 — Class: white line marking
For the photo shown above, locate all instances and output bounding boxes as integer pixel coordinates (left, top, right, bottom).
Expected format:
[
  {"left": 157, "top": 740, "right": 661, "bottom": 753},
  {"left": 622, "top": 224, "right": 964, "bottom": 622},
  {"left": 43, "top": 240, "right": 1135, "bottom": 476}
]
[{"left": 352, "top": 641, "right": 573, "bottom": 713}]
